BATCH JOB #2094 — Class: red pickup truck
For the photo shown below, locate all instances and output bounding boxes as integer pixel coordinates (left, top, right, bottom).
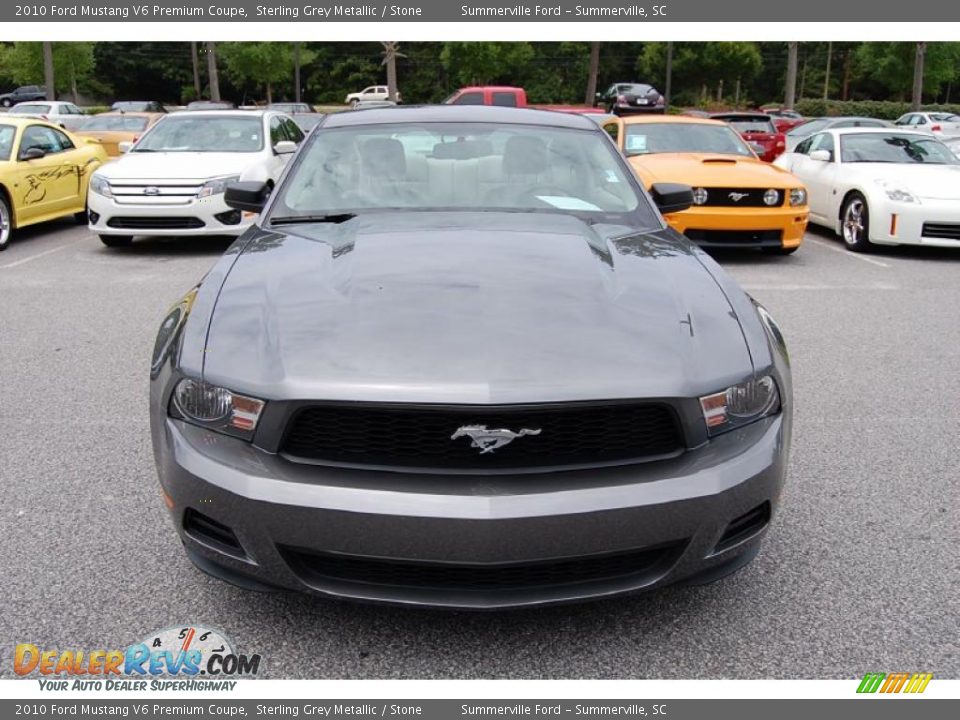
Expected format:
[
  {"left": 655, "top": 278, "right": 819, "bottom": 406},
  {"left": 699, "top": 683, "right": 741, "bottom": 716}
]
[{"left": 442, "top": 86, "right": 604, "bottom": 115}]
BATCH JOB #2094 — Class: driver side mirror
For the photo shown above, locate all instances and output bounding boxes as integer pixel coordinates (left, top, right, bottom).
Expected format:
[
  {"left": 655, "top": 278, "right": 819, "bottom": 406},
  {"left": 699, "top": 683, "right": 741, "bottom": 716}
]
[
  {"left": 225, "top": 181, "right": 270, "bottom": 213},
  {"left": 809, "top": 149, "right": 832, "bottom": 162},
  {"left": 118, "top": 141, "right": 133, "bottom": 154},
  {"left": 650, "top": 183, "right": 694, "bottom": 215},
  {"left": 273, "top": 140, "right": 297, "bottom": 155},
  {"left": 19, "top": 146, "right": 46, "bottom": 161}
]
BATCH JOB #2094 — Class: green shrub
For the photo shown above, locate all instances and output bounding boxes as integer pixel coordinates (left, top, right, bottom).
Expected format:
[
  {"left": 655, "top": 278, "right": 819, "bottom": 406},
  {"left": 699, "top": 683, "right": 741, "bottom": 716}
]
[{"left": 793, "top": 98, "right": 960, "bottom": 120}]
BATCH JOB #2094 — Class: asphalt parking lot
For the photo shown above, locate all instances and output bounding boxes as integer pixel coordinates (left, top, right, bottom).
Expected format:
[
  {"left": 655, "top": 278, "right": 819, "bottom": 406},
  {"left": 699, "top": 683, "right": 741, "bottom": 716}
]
[{"left": 1, "top": 222, "right": 957, "bottom": 679}]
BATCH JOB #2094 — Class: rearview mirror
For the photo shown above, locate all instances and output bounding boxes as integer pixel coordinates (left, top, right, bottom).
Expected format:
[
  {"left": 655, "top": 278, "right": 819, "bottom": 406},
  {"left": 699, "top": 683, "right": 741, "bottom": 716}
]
[
  {"left": 809, "top": 149, "right": 831, "bottom": 162},
  {"left": 118, "top": 141, "right": 133, "bottom": 154},
  {"left": 273, "top": 140, "right": 297, "bottom": 155},
  {"left": 225, "top": 181, "right": 270, "bottom": 213},
  {"left": 650, "top": 182, "right": 694, "bottom": 215},
  {"left": 19, "top": 147, "right": 46, "bottom": 161}
]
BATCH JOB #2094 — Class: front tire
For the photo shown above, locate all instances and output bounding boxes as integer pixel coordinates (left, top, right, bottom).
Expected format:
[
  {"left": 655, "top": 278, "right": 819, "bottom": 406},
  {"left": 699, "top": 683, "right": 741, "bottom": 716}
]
[
  {"left": 0, "top": 98, "right": 11, "bottom": 109},
  {"left": 0, "top": 194, "right": 12, "bottom": 251},
  {"left": 840, "top": 192, "right": 874, "bottom": 252},
  {"left": 99, "top": 234, "right": 133, "bottom": 248}
]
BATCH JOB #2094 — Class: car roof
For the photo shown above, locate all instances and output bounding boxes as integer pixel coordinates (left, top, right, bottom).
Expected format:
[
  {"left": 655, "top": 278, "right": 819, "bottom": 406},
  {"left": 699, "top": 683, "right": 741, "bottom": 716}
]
[
  {"left": 710, "top": 112, "right": 773, "bottom": 119},
  {"left": 455, "top": 86, "right": 524, "bottom": 92},
  {"left": 621, "top": 115, "right": 727, "bottom": 127},
  {"left": 322, "top": 105, "right": 598, "bottom": 130},
  {"left": 0, "top": 115, "right": 63, "bottom": 129},
  {"left": 826, "top": 126, "right": 927, "bottom": 136},
  {"left": 166, "top": 109, "right": 271, "bottom": 119},
  {"left": 94, "top": 111, "right": 162, "bottom": 118}
]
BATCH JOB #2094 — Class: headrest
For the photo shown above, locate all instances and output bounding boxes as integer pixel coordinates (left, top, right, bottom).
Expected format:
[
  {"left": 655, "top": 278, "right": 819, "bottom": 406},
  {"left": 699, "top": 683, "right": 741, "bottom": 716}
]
[
  {"left": 503, "top": 135, "right": 548, "bottom": 175},
  {"left": 360, "top": 137, "right": 407, "bottom": 178}
]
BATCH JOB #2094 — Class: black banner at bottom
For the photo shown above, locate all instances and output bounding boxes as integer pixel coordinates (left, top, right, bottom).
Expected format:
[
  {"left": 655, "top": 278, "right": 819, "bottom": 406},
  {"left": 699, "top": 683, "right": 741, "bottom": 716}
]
[{"left": 1, "top": 699, "right": 956, "bottom": 720}]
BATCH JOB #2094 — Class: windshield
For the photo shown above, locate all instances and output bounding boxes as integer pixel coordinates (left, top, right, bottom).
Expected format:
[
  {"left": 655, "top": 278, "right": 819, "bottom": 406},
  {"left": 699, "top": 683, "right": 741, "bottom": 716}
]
[
  {"left": 270, "top": 122, "right": 653, "bottom": 225},
  {"left": 12, "top": 104, "right": 50, "bottom": 114},
  {"left": 0, "top": 124, "right": 14, "bottom": 161},
  {"left": 787, "top": 118, "right": 830, "bottom": 136},
  {"left": 840, "top": 133, "right": 957, "bottom": 164},
  {"left": 624, "top": 122, "right": 753, "bottom": 157},
  {"left": 82, "top": 115, "right": 150, "bottom": 132},
  {"left": 113, "top": 102, "right": 152, "bottom": 111},
  {"left": 133, "top": 116, "right": 263, "bottom": 153}
]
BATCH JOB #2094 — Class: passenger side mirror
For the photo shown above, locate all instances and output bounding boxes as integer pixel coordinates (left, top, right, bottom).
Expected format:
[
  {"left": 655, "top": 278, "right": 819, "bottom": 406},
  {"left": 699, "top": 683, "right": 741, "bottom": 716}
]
[
  {"left": 225, "top": 181, "right": 271, "bottom": 213},
  {"left": 273, "top": 140, "right": 297, "bottom": 155},
  {"left": 808, "top": 149, "right": 831, "bottom": 162},
  {"left": 19, "top": 147, "right": 46, "bottom": 161},
  {"left": 650, "top": 183, "right": 694, "bottom": 215}
]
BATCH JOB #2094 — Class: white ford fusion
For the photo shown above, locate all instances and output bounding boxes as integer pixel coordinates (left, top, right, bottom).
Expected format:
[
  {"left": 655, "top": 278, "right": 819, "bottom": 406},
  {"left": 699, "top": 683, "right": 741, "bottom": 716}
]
[
  {"left": 88, "top": 110, "right": 304, "bottom": 247},
  {"left": 775, "top": 127, "right": 960, "bottom": 252}
]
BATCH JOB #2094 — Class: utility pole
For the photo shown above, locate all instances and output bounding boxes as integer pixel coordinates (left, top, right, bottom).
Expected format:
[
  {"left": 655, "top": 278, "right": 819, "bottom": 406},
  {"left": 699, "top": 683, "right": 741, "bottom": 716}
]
[
  {"left": 43, "top": 42, "right": 55, "bottom": 101},
  {"left": 191, "top": 42, "right": 201, "bottom": 98},
  {"left": 823, "top": 41, "right": 832, "bottom": 100},
  {"left": 585, "top": 42, "right": 600, "bottom": 106},
  {"left": 381, "top": 42, "right": 403, "bottom": 102},
  {"left": 664, "top": 41, "right": 673, "bottom": 109},
  {"left": 294, "top": 42, "right": 302, "bottom": 103},
  {"left": 785, "top": 41, "right": 798, "bottom": 110},
  {"left": 206, "top": 42, "right": 220, "bottom": 101},
  {"left": 911, "top": 42, "right": 926, "bottom": 111}
]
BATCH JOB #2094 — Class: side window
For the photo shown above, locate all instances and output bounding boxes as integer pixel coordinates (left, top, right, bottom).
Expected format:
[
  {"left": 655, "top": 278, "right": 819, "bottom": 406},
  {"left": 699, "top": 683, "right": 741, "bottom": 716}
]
[
  {"left": 915, "top": 115, "right": 927, "bottom": 126},
  {"left": 894, "top": 115, "right": 910, "bottom": 126},
  {"left": 363, "top": 87, "right": 376, "bottom": 95},
  {"left": 452, "top": 92, "right": 484, "bottom": 106},
  {"left": 795, "top": 137, "right": 813, "bottom": 155},
  {"left": 269, "top": 116, "right": 285, "bottom": 145},
  {"left": 810, "top": 133, "right": 835, "bottom": 158},
  {"left": 20, "top": 125, "right": 64, "bottom": 155},
  {"left": 491, "top": 92, "right": 518, "bottom": 107},
  {"left": 52, "top": 128, "right": 74, "bottom": 150},
  {"left": 283, "top": 118, "right": 304, "bottom": 143},
  {"left": 602, "top": 122, "right": 619, "bottom": 144}
]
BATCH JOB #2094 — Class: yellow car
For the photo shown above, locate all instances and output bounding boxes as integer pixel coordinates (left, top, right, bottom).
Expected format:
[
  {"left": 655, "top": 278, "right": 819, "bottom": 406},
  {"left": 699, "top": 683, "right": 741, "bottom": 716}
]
[
  {"left": 74, "top": 112, "right": 163, "bottom": 157},
  {"left": 0, "top": 116, "right": 107, "bottom": 250},
  {"left": 602, "top": 115, "right": 809, "bottom": 254}
]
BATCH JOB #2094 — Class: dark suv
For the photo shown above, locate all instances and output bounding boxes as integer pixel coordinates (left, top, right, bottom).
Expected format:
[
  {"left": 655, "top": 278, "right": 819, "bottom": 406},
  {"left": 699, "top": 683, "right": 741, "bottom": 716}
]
[{"left": 0, "top": 85, "right": 46, "bottom": 108}]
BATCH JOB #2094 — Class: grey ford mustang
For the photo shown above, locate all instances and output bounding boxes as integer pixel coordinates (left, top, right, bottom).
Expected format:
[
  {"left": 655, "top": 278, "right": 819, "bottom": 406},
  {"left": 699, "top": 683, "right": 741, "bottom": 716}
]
[{"left": 150, "top": 106, "right": 792, "bottom": 609}]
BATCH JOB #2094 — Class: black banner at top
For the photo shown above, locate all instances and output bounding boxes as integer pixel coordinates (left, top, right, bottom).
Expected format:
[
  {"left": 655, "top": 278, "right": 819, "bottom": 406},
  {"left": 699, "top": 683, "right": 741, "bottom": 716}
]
[{"left": 3, "top": 0, "right": 958, "bottom": 23}]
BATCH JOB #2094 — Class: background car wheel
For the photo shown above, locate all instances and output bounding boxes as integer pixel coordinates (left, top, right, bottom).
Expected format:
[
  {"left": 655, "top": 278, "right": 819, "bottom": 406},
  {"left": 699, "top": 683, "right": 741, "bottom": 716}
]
[
  {"left": 0, "top": 98, "right": 11, "bottom": 109},
  {"left": 840, "top": 192, "right": 873, "bottom": 252},
  {"left": 0, "top": 194, "right": 13, "bottom": 251},
  {"left": 349, "top": 99, "right": 358, "bottom": 107},
  {"left": 99, "top": 234, "right": 133, "bottom": 248},
  {"left": 763, "top": 246, "right": 799, "bottom": 255}
]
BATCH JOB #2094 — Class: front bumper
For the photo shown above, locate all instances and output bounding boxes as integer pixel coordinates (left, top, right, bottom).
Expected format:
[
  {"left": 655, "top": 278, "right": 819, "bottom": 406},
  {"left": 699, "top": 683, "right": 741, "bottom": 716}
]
[
  {"left": 153, "top": 413, "right": 789, "bottom": 609},
  {"left": 88, "top": 191, "right": 252, "bottom": 237},
  {"left": 860, "top": 196, "right": 960, "bottom": 248},
  {"left": 666, "top": 205, "right": 809, "bottom": 250}
]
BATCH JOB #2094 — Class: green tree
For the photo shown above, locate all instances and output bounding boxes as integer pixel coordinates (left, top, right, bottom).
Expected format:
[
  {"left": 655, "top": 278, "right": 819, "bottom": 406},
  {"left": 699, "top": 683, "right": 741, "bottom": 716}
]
[
  {"left": 439, "top": 42, "right": 535, "bottom": 86},
  {"left": 854, "top": 42, "right": 960, "bottom": 101},
  {"left": 2, "top": 42, "right": 95, "bottom": 101},
  {"left": 218, "top": 42, "right": 315, "bottom": 103}
]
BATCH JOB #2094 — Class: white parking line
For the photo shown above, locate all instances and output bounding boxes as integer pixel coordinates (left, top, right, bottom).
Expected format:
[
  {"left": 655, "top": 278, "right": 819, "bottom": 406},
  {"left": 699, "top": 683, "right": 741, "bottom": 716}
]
[
  {"left": 807, "top": 237, "right": 891, "bottom": 268},
  {"left": 0, "top": 244, "right": 72, "bottom": 270}
]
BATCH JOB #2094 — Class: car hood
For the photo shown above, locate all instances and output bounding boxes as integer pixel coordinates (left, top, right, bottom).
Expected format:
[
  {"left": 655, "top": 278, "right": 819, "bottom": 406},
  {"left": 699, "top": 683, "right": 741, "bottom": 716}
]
[
  {"left": 845, "top": 162, "right": 960, "bottom": 200},
  {"left": 94, "top": 151, "right": 257, "bottom": 181},
  {"left": 628, "top": 153, "right": 799, "bottom": 188},
  {"left": 201, "top": 212, "right": 754, "bottom": 404}
]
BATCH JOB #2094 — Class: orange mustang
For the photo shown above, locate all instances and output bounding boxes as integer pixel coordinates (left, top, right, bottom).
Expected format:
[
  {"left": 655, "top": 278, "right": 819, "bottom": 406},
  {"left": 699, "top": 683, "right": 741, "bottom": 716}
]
[{"left": 603, "top": 115, "right": 809, "bottom": 254}]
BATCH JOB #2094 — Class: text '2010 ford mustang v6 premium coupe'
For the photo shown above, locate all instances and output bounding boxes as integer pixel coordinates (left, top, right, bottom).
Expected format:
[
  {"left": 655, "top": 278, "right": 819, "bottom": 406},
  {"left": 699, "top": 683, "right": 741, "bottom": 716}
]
[{"left": 150, "top": 106, "right": 792, "bottom": 609}]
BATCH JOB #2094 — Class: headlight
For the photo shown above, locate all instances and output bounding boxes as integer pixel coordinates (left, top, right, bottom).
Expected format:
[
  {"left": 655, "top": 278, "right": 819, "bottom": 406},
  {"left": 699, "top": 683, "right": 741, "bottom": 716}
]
[
  {"left": 692, "top": 187, "right": 708, "bottom": 205},
  {"left": 171, "top": 378, "right": 265, "bottom": 439},
  {"left": 89, "top": 174, "right": 112, "bottom": 198},
  {"left": 789, "top": 188, "right": 807, "bottom": 206},
  {"left": 763, "top": 189, "right": 780, "bottom": 206},
  {"left": 197, "top": 175, "right": 240, "bottom": 199},
  {"left": 699, "top": 375, "right": 780, "bottom": 436},
  {"left": 874, "top": 179, "right": 918, "bottom": 204}
]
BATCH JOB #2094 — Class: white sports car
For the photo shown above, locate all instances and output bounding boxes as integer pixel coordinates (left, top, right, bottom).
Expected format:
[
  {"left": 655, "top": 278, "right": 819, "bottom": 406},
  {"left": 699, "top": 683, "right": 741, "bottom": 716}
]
[
  {"left": 773, "top": 127, "right": 960, "bottom": 251},
  {"left": 87, "top": 110, "right": 304, "bottom": 247}
]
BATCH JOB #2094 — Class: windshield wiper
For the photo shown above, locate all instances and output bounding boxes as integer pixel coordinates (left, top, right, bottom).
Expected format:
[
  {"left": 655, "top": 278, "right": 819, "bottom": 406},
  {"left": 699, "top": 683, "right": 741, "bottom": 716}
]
[{"left": 269, "top": 213, "right": 357, "bottom": 226}]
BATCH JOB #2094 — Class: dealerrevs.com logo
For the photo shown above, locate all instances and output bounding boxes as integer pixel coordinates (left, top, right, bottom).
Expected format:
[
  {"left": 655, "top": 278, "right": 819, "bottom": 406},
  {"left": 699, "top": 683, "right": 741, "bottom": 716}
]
[
  {"left": 857, "top": 672, "right": 933, "bottom": 694},
  {"left": 14, "top": 625, "right": 261, "bottom": 691}
]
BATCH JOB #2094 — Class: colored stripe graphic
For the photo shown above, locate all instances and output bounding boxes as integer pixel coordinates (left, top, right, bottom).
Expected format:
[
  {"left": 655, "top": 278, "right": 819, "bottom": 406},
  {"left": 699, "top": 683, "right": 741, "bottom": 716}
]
[{"left": 857, "top": 672, "right": 932, "bottom": 694}]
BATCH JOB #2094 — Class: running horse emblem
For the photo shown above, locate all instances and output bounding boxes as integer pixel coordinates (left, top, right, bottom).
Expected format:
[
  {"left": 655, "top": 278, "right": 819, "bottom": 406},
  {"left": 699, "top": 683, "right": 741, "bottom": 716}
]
[{"left": 451, "top": 425, "right": 542, "bottom": 454}]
